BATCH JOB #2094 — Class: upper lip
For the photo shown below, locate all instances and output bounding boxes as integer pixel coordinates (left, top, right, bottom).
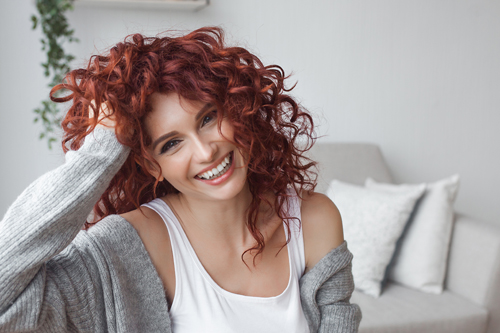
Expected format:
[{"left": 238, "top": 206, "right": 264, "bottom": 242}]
[{"left": 196, "top": 151, "right": 232, "bottom": 177}]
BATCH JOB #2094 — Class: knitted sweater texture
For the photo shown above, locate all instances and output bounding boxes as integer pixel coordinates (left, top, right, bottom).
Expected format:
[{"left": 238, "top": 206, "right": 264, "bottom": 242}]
[{"left": 0, "top": 128, "right": 362, "bottom": 332}]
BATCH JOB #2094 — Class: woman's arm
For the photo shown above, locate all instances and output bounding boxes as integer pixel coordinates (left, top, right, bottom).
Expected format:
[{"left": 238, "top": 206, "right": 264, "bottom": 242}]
[
  {"left": 302, "top": 191, "right": 345, "bottom": 273},
  {"left": 300, "top": 192, "right": 362, "bottom": 333},
  {"left": 0, "top": 128, "right": 130, "bottom": 331}
]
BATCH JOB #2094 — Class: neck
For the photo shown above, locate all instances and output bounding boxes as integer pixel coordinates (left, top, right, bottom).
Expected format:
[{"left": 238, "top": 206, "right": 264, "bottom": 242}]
[
  {"left": 166, "top": 185, "right": 281, "bottom": 253},
  {"left": 171, "top": 184, "right": 261, "bottom": 249}
]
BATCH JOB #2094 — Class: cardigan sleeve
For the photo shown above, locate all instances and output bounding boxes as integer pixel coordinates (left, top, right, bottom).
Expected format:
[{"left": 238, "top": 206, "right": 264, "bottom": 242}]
[
  {"left": 0, "top": 128, "right": 130, "bottom": 332},
  {"left": 299, "top": 240, "right": 362, "bottom": 333}
]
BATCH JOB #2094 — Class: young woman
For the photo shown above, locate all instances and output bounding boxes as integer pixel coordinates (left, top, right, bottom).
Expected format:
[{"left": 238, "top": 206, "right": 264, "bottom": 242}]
[{"left": 0, "top": 27, "right": 361, "bottom": 332}]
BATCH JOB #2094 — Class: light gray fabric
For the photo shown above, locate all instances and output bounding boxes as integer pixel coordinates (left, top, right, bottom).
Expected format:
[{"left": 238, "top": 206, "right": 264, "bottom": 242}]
[
  {"left": 446, "top": 213, "right": 500, "bottom": 333},
  {"left": 366, "top": 175, "right": 460, "bottom": 294},
  {"left": 351, "top": 283, "right": 488, "bottom": 333},
  {"left": 306, "top": 143, "right": 394, "bottom": 194},
  {"left": 0, "top": 128, "right": 361, "bottom": 332},
  {"left": 300, "top": 241, "right": 363, "bottom": 332},
  {"left": 327, "top": 180, "right": 425, "bottom": 297}
]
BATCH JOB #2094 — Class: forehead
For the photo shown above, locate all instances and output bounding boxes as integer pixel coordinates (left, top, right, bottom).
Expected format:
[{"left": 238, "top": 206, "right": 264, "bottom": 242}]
[
  {"left": 145, "top": 92, "right": 207, "bottom": 134},
  {"left": 149, "top": 92, "right": 205, "bottom": 118}
]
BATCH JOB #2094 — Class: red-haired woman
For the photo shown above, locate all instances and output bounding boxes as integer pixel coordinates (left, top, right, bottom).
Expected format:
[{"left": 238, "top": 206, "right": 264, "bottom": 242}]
[{"left": 0, "top": 27, "right": 361, "bottom": 332}]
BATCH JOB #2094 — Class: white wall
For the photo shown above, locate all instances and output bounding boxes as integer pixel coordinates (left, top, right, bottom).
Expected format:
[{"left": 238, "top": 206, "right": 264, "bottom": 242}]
[{"left": 1, "top": 0, "right": 499, "bottom": 225}]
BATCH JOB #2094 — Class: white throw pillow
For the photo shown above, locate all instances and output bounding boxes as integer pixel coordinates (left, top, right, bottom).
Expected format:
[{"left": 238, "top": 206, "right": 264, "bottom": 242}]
[
  {"left": 327, "top": 179, "right": 425, "bottom": 297},
  {"left": 365, "top": 174, "right": 460, "bottom": 294}
]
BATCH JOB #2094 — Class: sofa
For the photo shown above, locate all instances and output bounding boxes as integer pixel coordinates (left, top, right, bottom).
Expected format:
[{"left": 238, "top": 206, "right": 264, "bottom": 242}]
[{"left": 306, "top": 142, "right": 500, "bottom": 333}]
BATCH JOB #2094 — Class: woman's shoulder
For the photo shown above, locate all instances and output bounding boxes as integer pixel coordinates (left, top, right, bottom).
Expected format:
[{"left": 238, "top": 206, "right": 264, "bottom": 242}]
[
  {"left": 119, "top": 202, "right": 175, "bottom": 301},
  {"left": 75, "top": 213, "right": 155, "bottom": 264},
  {"left": 81, "top": 213, "right": 148, "bottom": 247},
  {"left": 299, "top": 190, "right": 345, "bottom": 273},
  {"left": 82, "top": 204, "right": 168, "bottom": 250},
  {"left": 119, "top": 203, "right": 168, "bottom": 241},
  {"left": 120, "top": 206, "right": 158, "bottom": 231}
]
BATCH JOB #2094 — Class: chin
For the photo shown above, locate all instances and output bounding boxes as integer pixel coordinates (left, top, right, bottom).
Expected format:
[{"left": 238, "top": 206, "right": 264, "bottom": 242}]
[{"left": 210, "top": 179, "right": 248, "bottom": 201}]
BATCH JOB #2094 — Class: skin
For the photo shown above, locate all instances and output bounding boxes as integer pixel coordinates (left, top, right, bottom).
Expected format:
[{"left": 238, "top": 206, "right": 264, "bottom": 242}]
[{"left": 114, "top": 92, "right": 345, "bottom": 308}]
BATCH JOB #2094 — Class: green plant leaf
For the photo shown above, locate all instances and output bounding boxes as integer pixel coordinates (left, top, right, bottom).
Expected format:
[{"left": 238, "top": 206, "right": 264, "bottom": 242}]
[
  {"left": 32, "top": 0, "right": 78, "bottom": 150},
  {"left": 48, "top": 137, "right": 57, "bottom": 150},
  {"left": 31, "top": 15, "right": 38, "bottom": 30}
]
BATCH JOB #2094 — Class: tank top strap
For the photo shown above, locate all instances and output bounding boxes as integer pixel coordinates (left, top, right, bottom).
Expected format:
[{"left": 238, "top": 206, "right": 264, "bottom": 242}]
[
  {"left": 283, "top": 187, "right": 307, "bottom": 278},
  {"left": 141, "top": 198, "right": 198, "bottom": 271},
  {"left": 141, "top": 198, "right": 198, "bottom": 312},
  {"left": 141, "top": 198, "right": 183, "bottom": 246}
]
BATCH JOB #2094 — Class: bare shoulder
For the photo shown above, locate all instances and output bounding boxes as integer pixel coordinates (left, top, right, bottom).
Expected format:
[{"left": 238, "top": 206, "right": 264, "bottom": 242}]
[
  {"left": 300, "top": 190, "right": 345, "bottom": 273},
  {"left": 120, "top": 206, "right": 162, "bottom": 236},
  {"left": 119, "top": 203, "right": 175, "bottom": 304},
  {"left": 119, "top": 205, "right": 171, "bottom": 251}
]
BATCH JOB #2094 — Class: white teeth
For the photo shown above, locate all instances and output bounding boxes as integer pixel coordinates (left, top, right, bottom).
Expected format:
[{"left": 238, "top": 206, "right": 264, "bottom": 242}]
[{"left": 197, "top": 152, "right": 232, "bottom": 180}]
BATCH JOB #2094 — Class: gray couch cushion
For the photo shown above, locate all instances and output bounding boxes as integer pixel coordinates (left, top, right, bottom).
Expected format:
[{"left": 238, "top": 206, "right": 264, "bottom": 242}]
[
  {"left": 351, "top": 283, "right": 488, "bottom": 333},
  {"left": 306, "top": 143, "right": 394, "bottom": 194}
]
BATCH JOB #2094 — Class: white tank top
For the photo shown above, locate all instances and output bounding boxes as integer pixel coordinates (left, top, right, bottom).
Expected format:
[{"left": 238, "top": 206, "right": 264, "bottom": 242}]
[{"left": 141, "top": 189, "right": 310, "bottom": 333}]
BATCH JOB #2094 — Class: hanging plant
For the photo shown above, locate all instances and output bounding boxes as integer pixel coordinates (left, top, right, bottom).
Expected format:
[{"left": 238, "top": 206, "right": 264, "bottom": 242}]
[{"left": 31, "top": 0, "right": 78, "bottom": 149}]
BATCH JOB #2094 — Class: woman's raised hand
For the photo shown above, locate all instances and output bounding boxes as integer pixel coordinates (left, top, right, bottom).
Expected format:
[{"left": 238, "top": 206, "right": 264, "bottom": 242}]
[{"left": 89, "top": 100, "right": 116, "bottom": 130}]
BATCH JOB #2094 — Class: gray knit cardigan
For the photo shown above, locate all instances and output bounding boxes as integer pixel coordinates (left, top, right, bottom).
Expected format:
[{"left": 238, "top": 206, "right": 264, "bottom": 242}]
[{"left": 0, "top": 128, "right": 362, "bottom": 332}]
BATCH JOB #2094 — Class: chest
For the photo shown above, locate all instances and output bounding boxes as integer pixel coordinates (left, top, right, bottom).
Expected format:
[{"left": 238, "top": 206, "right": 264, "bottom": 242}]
[
  {"left": 144, "top": 213, "right": 291, "bottom": 307},
  {"left": 192, "top": 229, "right": 291, "bottom": 298},
  {"left": 156, "top": 218, "right": 308, "bottom": 333}
]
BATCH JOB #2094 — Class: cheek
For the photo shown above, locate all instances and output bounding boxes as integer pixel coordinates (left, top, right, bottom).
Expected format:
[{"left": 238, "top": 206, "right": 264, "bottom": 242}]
[
  {"left": 219, "top": 119, "right": 235, "bottom": 141},
  {"left": 160, "top": 157, "right": 189, "bottom": 185}
]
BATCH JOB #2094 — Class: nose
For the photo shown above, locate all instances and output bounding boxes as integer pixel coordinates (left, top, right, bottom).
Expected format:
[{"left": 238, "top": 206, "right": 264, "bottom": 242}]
[{"left": 192, "top": 134, "right": 217, "bottom": 163}]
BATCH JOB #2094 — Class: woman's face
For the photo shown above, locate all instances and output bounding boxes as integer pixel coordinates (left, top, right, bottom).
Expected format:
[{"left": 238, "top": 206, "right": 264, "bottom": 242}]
[{"left": 144, "top": 92, "right": 248, "bottom": 202}]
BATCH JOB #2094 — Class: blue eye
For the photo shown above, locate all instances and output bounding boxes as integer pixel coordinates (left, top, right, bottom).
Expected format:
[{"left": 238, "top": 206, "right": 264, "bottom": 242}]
[
  {"left": 160, "top": 139, "right": 180, "bottom": 154},
  {"left": 202, "top": 110, "right": 217, "bottom": 127}
]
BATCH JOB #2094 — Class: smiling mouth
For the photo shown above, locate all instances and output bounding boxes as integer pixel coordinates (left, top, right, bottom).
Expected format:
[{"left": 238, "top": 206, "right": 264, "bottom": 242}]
[{"left": 195, "top": 152, "right": 233, "bottom": 180}]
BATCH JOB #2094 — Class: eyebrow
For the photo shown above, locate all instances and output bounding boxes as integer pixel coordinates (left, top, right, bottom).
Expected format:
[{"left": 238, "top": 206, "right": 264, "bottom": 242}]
[{"left": 152, "top": 103, "right": 214, "bottom": 151}]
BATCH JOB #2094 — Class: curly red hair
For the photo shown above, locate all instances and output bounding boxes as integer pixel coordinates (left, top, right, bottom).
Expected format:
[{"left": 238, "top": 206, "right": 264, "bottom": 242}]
[{"left": 51, "top": 26, "right": 318, "bottom": 260}]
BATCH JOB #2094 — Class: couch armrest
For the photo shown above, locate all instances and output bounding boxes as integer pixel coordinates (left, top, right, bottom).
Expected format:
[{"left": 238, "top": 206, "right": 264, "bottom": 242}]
[{"left": 445, "top": 212, "right": 500, "bottom": 333}]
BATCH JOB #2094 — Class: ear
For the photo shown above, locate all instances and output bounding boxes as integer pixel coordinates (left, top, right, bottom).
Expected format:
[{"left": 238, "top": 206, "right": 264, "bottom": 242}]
[{"left": 147, "top": 162, "right": 165, "bottom": 182}]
